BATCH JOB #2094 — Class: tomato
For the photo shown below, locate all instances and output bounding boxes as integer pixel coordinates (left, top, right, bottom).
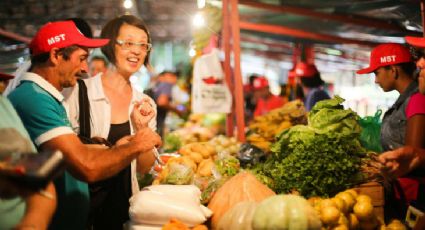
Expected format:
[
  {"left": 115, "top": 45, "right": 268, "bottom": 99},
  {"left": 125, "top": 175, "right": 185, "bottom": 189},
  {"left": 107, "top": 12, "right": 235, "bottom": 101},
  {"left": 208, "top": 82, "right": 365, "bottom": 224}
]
[
  {"left": 160, "top": 155, "right": 172, "bottom": 164},
  {"left": 14, "top": 165, "right": 26, "bottom": 174},
  {"left": 154, "top": 165, "right": 163, "bottom": 172}
]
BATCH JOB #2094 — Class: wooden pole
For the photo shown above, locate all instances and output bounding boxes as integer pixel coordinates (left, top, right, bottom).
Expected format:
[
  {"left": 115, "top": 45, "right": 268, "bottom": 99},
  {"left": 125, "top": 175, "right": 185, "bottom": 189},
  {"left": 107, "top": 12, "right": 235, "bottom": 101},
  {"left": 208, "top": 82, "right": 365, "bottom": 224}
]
[
  {"left": 230, "top": 0, "right": 246, "bottom": 142},
  {"left": 421, "top": 0, "right": 425, "bottom": 37},
  {"left": 222, "top": 0, "right": 234, "bottom": 137}
]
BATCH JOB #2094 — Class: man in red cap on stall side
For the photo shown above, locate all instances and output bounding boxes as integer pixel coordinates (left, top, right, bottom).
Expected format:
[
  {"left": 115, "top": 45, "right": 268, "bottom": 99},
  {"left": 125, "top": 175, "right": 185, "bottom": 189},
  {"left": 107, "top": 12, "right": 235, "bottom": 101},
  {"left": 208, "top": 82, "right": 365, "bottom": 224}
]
[
  {"left": 0, "top": 72, "right": 14, "bottom": 94},
  {"left": 295, "top": 62, "right": 330, "bottom": 111},
  {"left": 253, "top": 76, "right": 286, "bottom": 117},
  {"left": 7, "top": 20, "right": 161, "bottom": 229}
]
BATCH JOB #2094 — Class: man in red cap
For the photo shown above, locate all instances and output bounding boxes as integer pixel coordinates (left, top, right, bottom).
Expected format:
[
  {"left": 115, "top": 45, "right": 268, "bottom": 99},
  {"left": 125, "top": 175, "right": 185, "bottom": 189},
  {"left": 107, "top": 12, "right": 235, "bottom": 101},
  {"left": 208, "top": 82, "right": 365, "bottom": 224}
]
[
  {"left": 357, "top": 42, "right": 425, "bottom": 221},
  {"left": 252, "top": 76, "right": 286, "bottom": 117},
  {"left": 295, "top": 62, "right": 330, "bottom": 111},
  {"left": 7, "top": 21, "right": 161, "bottom": 229},
  {"left": 0, "top": 72, "right": 14, "bottom": 94}
]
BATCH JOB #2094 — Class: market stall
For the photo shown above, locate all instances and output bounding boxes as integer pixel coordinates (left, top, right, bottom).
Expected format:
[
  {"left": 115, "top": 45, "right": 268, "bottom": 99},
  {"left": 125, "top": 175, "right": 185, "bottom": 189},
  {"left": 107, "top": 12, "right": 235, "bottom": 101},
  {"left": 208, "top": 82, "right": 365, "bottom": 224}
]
[{"left": 126, "top": 1, "right": 425, "bottom": 229}]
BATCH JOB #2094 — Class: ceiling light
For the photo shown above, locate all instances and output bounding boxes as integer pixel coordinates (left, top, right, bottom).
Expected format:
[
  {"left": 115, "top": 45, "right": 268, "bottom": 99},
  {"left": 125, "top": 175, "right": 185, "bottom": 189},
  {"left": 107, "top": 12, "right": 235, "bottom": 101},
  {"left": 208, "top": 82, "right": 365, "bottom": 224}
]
[
  {"left": 193, "top": 13, "right": 205, "bottom": 28},
  {"left": 189, "top": 47, "right": 196, "bottom": 57},
  {"left": 197, "top": 0, "right": 206, "bottom": 9},
  {"left": 123, "top": 0, "right": 133, "bottom": 9}
]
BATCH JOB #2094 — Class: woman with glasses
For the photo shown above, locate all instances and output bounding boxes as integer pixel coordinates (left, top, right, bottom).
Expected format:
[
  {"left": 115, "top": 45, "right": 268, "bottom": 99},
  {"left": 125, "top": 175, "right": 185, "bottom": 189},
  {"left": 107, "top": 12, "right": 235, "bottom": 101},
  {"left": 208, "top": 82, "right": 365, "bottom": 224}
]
[{"left": 64, "top": 15, "right": 157, "bottom": 229}]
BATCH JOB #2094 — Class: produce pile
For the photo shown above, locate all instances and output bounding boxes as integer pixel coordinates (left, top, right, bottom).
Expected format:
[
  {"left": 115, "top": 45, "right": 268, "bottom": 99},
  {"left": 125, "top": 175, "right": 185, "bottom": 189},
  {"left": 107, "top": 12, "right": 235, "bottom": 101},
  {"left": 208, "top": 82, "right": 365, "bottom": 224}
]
[
  {"left": 309, "top": 188, "right": 406, "bottom": 229},
  {"left": 253, "top": 96, "right": 376, "bottom": 197},
  {"left": 247, "top": 100, "right": 307, "bottom": 152}
]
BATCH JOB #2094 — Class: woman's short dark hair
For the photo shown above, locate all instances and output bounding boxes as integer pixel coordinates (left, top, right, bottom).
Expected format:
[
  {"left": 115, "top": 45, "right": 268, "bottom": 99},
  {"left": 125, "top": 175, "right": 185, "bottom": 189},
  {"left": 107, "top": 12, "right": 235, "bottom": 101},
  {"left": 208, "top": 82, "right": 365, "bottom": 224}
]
[
  {"left": 300, "top": 72, "right": 325, "bottom": 88},
  {"left": 100, "top": 15, "right": 151, "bottom": 66}
]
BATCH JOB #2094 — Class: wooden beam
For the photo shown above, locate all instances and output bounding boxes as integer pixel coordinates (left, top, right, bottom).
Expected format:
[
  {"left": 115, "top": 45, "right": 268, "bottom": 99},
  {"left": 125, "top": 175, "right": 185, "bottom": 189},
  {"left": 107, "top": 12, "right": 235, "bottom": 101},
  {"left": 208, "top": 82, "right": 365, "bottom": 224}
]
[
  {"left": 222, "top": 0, "right": 234, "bottom": 137},
  {"left": 239, "top": 21, "right": 378, "bottom": 47},
  {"left": 239, "top": 0, "right": 418, "bottom": 35},
  {"left": 0, "top": 29, "right": 31, "bottom": 44},
  {"left": 241, "top": 36, "right": 293, "bottom": 50},
  {"left": 230, "top": 0, "right": 246, "bottom": 142},
  {"left": 422, "top": 0, "right": 425, "bottom": 37}
]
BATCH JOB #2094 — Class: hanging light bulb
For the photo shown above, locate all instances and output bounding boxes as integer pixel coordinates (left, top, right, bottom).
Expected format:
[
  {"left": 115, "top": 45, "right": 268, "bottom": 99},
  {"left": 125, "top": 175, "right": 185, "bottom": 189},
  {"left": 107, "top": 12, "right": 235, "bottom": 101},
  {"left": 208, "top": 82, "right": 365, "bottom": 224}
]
[
  {"left": 192, "top": 12, "right": 205, "bottom": 28},
  {"left": 189, "top": 47, "right": 196, "bottom": 57},
  {"left": 197, "top": 0, "right": 206, "bottom": 9},
  {"left": 123, "top": 0, "right": 133, "bottom": 9}
]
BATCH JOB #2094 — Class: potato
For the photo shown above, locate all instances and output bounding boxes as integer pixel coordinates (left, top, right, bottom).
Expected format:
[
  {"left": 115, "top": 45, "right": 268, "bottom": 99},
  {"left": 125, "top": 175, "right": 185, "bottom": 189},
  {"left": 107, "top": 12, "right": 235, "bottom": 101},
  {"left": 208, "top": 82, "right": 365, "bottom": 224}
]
[
  {"left": 179, "top": 145, "right": 192, "bottom": 156},
  {"left": 203, "top": 143, "right": 216, "bottom": 157},
  {"left": 189, "top": 152, "right": 203, "bottom": 164},
  {"left": 181, "top": 156, "right": 197, "bottom": 171},
  {"left": 197, "top": 159, "right": 214, "bottom": 177}
]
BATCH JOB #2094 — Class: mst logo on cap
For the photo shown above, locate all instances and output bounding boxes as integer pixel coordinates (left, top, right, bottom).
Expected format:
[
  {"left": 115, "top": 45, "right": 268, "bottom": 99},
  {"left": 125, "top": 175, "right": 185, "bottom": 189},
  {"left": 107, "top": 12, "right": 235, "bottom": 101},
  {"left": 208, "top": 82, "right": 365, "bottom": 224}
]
[
  {"left": 29, "top": 20, "right": 110, "bottom": 56},
  {"left": 356, "top": 43, "right": 412, "bottom": 74}
]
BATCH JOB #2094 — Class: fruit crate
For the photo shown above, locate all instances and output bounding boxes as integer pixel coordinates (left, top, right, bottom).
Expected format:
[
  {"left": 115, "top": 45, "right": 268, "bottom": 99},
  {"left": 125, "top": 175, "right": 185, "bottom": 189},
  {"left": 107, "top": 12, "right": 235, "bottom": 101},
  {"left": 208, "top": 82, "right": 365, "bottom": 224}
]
[{"left": 353, "top": 182, "right": 384, "bottom": 220}]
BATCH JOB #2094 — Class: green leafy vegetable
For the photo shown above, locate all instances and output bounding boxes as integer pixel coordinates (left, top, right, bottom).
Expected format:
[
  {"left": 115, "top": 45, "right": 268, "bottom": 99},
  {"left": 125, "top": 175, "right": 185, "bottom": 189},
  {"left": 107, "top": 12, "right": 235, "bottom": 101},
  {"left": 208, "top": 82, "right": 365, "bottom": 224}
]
[
  {"left": 163, "top": 133, "right": 182, "bottom": 152},
  {"left": 253, "top": 96, "right": 367, "bottom": 198},
  {"left": 215, "top": 156, "right": 240, "bottom": 177}
]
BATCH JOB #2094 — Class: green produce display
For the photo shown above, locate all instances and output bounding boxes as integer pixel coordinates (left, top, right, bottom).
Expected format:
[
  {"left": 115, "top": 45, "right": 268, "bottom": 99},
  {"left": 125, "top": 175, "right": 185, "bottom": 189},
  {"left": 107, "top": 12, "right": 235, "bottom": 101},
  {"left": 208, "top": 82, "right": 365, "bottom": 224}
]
[
  {"left": 253, "top": 96, "right": 369, "bottom": 197},
  {"left": 163, "top": 133, "right": 182, "bottom": 153}
]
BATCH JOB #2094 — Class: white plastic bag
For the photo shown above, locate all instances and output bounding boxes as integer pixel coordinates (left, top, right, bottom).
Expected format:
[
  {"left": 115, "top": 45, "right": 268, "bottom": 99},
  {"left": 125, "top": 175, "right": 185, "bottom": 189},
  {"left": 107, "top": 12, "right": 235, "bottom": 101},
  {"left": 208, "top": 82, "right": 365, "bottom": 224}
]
[
  {"left": 192, "top": 49, "right": 232, "bottom": 114},
  {"left": 129, "top": 185, "right": 212, "bottom": 227}
]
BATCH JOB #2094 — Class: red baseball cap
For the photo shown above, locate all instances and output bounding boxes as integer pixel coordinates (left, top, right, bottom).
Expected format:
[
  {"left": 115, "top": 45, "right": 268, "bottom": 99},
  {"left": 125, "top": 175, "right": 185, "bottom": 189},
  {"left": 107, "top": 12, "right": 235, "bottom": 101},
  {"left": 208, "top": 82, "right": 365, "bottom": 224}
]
[
  {"left": 294, "top": 62, "right": 318, "bottom": 77},
  {"left": 405, "top": 36, "right": 425, "bottom": 48},
  {"left": 356, "top": 43, "right": 412, "bottom": 74},
  {"left": 0, "top": 72, "right": 14, "bottom": 80},
  {"left": 253, "top": 77, "right": 269, "bottom": 89},
  {"left": 30, "top": 20, "right": 110, "bottom": 56}
]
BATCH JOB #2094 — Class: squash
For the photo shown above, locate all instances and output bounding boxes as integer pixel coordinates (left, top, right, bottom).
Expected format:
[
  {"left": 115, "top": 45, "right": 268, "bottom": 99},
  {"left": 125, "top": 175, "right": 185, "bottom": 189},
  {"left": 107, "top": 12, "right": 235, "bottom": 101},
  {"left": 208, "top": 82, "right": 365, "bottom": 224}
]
[
  {"left": 217, "top": 202, "right": 258, "bottom": 230},
  {"left": 207, "top": 171, "right": 275, "bottom": 229},
  {"left": 252, "top": 194, "right": 322, "bottom": 230}
]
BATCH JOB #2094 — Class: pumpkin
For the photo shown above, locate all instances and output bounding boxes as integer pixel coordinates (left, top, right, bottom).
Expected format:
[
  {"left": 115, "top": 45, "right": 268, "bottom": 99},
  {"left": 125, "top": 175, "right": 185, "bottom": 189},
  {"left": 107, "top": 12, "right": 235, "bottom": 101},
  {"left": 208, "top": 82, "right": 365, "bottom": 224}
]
[
  {"left": 217, "top": 202, "right": 258, "bottom": 230},
  {"left": 207, "top": 171, "right": 275, "bottom": 229},
  {"left": 252, "top": 194, "right": 322, "bottom": 230}
]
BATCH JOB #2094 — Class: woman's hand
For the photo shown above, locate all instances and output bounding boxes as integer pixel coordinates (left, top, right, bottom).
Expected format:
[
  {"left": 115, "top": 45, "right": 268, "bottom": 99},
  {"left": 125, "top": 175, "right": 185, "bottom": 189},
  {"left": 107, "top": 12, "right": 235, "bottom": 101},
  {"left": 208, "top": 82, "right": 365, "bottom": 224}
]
[
  {"left": 131, "top": 98, "right": 155, "bottom": 131},
  {"left": 379, "top": 146, "right": 424, "bottom": 177}
]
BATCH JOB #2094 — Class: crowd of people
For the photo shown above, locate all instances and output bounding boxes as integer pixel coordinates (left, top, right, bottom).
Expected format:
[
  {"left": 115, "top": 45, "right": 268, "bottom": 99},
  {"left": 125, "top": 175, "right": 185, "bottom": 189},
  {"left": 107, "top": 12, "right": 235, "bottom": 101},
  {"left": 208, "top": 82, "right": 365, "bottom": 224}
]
[{"left": 0, "top": 11, "right": 425, "bottom": 230}]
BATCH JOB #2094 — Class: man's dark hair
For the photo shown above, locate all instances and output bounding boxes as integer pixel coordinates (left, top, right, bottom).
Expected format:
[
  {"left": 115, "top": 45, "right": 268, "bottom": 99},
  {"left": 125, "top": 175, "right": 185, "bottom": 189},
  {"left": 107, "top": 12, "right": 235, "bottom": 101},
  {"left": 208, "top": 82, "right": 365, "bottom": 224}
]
[
  {"left": 101, "top": 15, "right": 151, "bottom": 66},
  {"left": 379, "top": 62, "right": 417, "bottom": 78},
  {"left": 30, "top": 45, "right": 80, "bottom": 67},
  {"left": 158, "top": 70, "right": 178, "bottom": 77},
  {"left": 300, "top": 72, "right": 325, "bottom": 88},
  {"left": 66, "top": 17, "right": 93, "bottom": 38},
  {"left": 249, "top": 74, "right": 259, "bottom": 85},
  {"left": 397, "top": 62, "right": 417, "bottom": 77}
]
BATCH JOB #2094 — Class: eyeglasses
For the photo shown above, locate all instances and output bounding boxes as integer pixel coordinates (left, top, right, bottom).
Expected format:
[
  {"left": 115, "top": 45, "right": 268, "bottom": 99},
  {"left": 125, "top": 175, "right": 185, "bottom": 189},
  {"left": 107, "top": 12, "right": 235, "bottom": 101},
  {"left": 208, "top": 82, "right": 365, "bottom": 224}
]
[{"left": 116, "top": 40, "right": 152, "bottom": 52}]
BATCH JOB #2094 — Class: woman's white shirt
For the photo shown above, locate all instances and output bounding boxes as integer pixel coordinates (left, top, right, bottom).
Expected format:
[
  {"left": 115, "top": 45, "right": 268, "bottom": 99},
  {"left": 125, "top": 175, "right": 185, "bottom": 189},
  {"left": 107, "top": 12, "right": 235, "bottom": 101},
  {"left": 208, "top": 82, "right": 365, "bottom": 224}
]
[{"left": 62, "top": 73, "right": 157, "bottom": 194}]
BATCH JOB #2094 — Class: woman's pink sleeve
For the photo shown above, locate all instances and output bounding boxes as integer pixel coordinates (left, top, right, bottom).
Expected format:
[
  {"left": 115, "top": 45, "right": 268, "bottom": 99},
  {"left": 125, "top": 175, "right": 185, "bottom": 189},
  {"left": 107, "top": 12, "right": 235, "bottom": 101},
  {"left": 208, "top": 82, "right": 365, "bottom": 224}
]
[{"left": 406, "top": 93, "right": 425, "bottom": 118}]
